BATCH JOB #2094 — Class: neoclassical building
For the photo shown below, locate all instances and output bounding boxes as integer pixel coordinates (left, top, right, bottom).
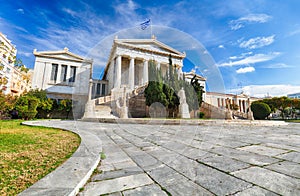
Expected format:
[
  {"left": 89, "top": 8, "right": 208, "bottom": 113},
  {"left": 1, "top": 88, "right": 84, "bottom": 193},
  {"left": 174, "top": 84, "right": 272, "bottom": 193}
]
[
  {"left": 32, "top": 47, "right": 93, "bottom": 118},
  {"left": 32, "top": 37, "right": 257, "bottom": 119},
  {"left": 102, "top": 36, "right": 186, "bottom": 92}
]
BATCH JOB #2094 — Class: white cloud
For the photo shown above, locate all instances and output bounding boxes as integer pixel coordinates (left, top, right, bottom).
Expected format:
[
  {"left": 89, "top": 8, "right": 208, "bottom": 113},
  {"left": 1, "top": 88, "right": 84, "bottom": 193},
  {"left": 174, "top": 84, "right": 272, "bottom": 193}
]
[
  {"left": 218, "top": 45, "right": 225, "bottom": 49},
  {"left": 287, "top": 28, "right": 300, "bottom": 37},
  {"left": 239, "top": 35, "right": 275, "bottom": 49},
  {"left": 263, "top": 63, "right": 293, "bottom": 69},
  {"left": 239, "top": 85, "right": 300, "bottom": 98},
  {"left": 236, "top": 66, "right": 255, "bottom": 74},
  {"left": 17, "top": 8, "right": 24, "bottom": 14},
  {"left": 218, "top": 52, "right": 280, "bottom": 67},
  {"left": 17, "top": 51, "right": 32, "bottom": 57},
  {"left": 229, "top": 14, "right": 272, "bottom": 30}
]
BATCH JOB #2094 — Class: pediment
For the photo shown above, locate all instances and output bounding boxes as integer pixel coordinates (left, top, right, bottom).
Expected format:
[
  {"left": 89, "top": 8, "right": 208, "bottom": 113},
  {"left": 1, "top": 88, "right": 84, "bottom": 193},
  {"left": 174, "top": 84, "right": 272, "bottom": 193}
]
[
  {"left": 34, "top": 49, "right": 84, "bottom": 62},
  {"left": 115, "top": 39, "right": 185, "bottom": 57}
]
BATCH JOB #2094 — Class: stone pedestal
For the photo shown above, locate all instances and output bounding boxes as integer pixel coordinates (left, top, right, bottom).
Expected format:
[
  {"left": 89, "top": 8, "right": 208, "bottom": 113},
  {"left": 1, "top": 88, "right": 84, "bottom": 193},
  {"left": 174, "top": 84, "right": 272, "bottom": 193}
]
[
  {"left": 225, "top": 109, "right": 233, "bottom": 120},
  {"left": 178, "top": 88, "right": 190, "bottom": 119},
  {"left": 179, "top": 103, "right": 190, "bottom": 118},
  {"left": 82, "top": 100, "right": 95, "bottom": 119}
]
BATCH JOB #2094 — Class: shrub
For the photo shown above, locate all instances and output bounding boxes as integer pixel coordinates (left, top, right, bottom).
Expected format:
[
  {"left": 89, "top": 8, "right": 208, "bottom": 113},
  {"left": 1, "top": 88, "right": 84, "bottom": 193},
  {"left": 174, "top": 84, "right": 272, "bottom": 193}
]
[
  {"left": 198, "top": 112, "right": 205, "bottom": 118},
  {"left": 251, "top": 101, "right": 271, "bottom": 120},
  {"left": 15, "top": 96, "right": 39, "bottom": 120}
]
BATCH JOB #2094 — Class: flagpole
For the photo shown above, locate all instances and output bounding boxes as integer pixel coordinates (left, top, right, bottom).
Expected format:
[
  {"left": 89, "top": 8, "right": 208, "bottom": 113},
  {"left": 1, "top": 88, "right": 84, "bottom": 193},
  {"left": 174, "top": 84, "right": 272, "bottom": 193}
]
[{"left": 150, "top": 19, "right": 152, "bottom": 38}]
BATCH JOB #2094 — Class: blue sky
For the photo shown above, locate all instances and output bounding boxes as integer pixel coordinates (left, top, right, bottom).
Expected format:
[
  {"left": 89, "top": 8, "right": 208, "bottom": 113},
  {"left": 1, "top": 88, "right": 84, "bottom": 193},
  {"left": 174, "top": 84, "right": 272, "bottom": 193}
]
[{"left": 1, "top": 0, "right": 300, "bottom": 97}]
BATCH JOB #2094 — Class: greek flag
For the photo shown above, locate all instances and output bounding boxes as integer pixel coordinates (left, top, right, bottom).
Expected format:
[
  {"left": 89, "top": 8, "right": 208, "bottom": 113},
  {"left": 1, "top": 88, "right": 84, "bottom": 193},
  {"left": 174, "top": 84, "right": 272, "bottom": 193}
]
[{"left": 140, "top": 19, "right": 151, "bottom": 30}]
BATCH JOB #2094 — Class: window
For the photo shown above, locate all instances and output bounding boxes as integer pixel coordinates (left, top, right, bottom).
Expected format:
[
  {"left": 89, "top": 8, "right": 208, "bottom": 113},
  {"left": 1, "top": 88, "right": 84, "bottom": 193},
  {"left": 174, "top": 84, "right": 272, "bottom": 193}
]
[
  {"left": 50, "top": 64, "right": 58, "bottom": 82},
  {"left": 101, "top": 83, "right": 106, "bottom": 95},
  {"left": 61, "top": 65, "right": 67, "bottom": 82},
  {"left": 69, "top": 66, "right": 76, "bottom": 83},
  {"left": 96, "top": 83, "right": 101, "bottom": 95}
]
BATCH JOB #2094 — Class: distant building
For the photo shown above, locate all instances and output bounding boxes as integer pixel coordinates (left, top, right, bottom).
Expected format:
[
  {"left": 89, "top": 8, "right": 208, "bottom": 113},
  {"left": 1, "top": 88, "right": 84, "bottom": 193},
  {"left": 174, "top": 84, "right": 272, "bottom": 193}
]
[
  {"left": 10, "top": 68, "right": 33, "bottom": 96},
  {"left": 288, "top": 92, "right": 300, "bottom": 99},
  {"left": 183, "top": 70, "right": 206, "bottom": 101},
  {"left": 32, "top": 47, "right": 93, "bottom": 118},
  {"left": 0, "top": 32, "right": 32, "bottom": 95},
  {"left": 0, "top": 32, "right": 17, "bottom": 94},
  {"left": 206, "top": 92, "right": 259, "bottom": 113}
]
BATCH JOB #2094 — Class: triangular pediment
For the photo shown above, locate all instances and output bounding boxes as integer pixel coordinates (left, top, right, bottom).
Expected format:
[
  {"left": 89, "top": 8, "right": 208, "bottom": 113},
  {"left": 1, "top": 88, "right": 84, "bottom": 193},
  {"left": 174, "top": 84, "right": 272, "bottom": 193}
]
[
  {"left": 115, "top": 39, "right": 185, "bottom": 57},
  {"left": 33, "top": 48, "right": 84, "bottom": 62}
]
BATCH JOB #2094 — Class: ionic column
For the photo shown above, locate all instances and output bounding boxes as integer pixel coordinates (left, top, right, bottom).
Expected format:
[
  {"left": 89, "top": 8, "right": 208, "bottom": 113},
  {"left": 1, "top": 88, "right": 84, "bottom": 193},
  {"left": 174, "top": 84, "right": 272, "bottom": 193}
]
[
  {"left": 156, "top": 62, "right": 160, "bottom": 70},
  {"left": 143, "top": 60, "right": 148, "bottom": 84},
  {"left": 66, "top": 65, "right": 71, "bottom": 83},
  {"left": 129, "top": 57, "right": 135, "bottom": 90},
  {"left": 56, "top": 65, "right": 62, "bottom": 83},
  {"left": 115, "top": 55, "right": 122, "bottom": 88}
]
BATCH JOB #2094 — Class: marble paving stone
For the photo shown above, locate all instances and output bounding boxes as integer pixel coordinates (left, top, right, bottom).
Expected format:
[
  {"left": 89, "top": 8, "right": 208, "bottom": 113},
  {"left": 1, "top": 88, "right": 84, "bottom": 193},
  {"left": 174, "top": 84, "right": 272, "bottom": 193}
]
[
  {"left": 20, "top": 188, "right": 73, "bottom": 196},
  {"left": 92, "top": 166, "right": 143, "bottom": 182},
  {"left": 237, "top": 145, "right": 289, "bottom": 156},
  {"left": 103, "top": 152, "right": 133, "bottom": 164},
  {"left": 232, "top": 167, "right": 300, "bottom": 195},
  {"left": 111, "top": 160, "right": 138, "bottom": 170},
  {"left": 208, "top": 139, "right": 249, "bottom": 148},
  {"left": 263, "top": 143, "right": 300, "bottom": 153},
  {"left": 147, "top": 164, "right": 213, "bottom": 195},
  {"left": 276, "top": 151, "right": 300, "bottom": 163},
  {"left": 234, "top": 186, "right": 279, "bottom": 196},
  {"left": 265, "top": 161, "right": 300, "bottom": 179},
  {"left": 146, "top": 147, "right": 181, "bottom": 164},
  {"left": 196, "top": 154, "right": 250, "bottom": 173},
  {"left": 209, "top": 146, "right": 280, "bottom": 166},
  {"left": 166, "top": 154, "right": 251, "bottom": 195},
  {"left": 122, "top": 184, "right": 168, "bottom": 196},
  {"left": 81, "top": 173, "right": 153, "bottom": 195},
  {"left": 129, "top": 153, "right": 161, "bottom": 169}
]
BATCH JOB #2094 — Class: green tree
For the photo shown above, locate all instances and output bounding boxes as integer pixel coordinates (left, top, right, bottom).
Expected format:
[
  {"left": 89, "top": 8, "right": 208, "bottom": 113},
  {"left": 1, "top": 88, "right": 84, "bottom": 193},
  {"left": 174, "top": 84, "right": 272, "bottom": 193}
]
[
  {"left": 14, "top": 58, "right": 29, "bottom": 73},
  {"left": 262, "top": 96, "right": 292, "bottom": 119},
  {"left": 0, "top": 93, "right": 17, "bottom": 118},
  {"left": 15, "top": 96, "right": 39, "bottom": 120},
  {"left": 25, "top": 89, "right": 53, "bottom": 118},
  {"left": 58, "top": 99, "right": 72, "bottom": 119},
  {"left": 191, "top": 75, "right": 205, "bottom": 107},
  {"left": 251, "top": 101, "right": 271, "bottom": 120}
]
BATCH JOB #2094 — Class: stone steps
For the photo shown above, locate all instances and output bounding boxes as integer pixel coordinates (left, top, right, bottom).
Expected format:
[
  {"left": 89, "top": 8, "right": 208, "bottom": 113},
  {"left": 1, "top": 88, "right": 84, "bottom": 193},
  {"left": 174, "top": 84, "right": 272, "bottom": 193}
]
[{"left": 94, "top": 104, "right": 117, "bottom": 119}]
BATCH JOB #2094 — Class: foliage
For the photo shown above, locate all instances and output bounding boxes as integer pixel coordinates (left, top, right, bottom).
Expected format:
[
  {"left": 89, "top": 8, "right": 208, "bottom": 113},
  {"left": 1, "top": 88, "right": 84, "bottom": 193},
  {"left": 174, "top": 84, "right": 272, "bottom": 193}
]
[
  {"left": 58, "top": 99, "right": 73, "bottom": 119},
  {"left": 14, "top": 58, "right": 29, "bottom": 73},
  {"left": 261, "top": 96, "right": 299, "bottom": 119},
  {"left": 15, "top": 96, "right": 39, "bottom": 120},
  {"left": 190, "top": 75, "right": 205, "bottom": 107},
  {"left": 144, "top": 55, "right": 204, "bottom": 117},
  {"left": 0, "top": 93, "right": 17, "bottom": 118},
  {"left": 198, "top": 112, "right": 205, "bottom": 118},
  {"left": 251, "top": 101, "right": 271, "bottom": 120},
  {"left": 0, "top": 120, "right": 80, "bottom": 195}
]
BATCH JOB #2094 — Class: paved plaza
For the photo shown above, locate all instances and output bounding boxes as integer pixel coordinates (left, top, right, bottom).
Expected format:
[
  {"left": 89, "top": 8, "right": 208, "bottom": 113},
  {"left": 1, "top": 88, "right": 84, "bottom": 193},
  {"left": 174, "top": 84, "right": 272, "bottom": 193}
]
[{"left": 21, "top": 120, "right": 300, "bottom": 195}]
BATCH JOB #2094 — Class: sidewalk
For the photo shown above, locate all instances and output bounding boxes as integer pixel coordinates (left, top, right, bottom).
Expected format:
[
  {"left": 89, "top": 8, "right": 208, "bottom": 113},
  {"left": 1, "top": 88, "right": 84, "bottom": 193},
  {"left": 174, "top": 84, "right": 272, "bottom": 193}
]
[{"left": 19, "top": 120, "right": 300, "bottom": 195}]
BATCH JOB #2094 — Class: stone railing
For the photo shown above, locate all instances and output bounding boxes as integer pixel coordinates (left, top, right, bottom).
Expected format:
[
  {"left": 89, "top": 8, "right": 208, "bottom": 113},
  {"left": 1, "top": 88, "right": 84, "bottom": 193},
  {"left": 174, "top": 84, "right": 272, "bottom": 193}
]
[
  {"left": 115, "top": 98, "right": 128, "bottom": 118},
  {"left": 201, "top": 102, "right": 232, "bottom": 119},
  {"left": 232, "top": 110, "right": 248, "bottom": 119},
  {"left": 95, "top": 95, "right": 112, "bottom": 105}
]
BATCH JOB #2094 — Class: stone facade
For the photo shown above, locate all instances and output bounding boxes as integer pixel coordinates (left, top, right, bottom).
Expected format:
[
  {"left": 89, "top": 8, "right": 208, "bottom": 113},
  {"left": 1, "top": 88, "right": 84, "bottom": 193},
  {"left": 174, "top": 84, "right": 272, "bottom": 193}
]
[
  {"left": 32, "top": 47, "right": 93, "bottom": 119},
  {"left": 102, "top": 37, "right": 186, "bottom": 92}
]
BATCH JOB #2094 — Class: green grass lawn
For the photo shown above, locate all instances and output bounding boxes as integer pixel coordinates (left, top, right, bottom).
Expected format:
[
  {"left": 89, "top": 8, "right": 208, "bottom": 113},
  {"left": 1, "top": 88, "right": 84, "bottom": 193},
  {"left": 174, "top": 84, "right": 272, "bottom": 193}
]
[
  {"left": 0, "top": 120, "right": 80, "bottom": 195},
  {"left": 286, "top": 119, "right": 300, "bottom": 123}
]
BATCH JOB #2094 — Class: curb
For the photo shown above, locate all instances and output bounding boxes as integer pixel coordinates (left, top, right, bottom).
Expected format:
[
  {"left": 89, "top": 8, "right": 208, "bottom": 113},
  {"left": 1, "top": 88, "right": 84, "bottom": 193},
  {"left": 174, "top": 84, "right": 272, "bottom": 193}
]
[{"left": 19, "top": 120, "right": 102, "bottom": 196}]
